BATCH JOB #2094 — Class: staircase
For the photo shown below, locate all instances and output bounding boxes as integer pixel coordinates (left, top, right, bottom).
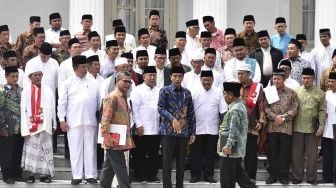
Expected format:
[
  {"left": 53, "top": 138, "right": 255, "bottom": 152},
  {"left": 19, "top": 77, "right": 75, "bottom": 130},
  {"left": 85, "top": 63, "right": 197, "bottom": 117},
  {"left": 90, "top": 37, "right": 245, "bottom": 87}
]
[{"left": 1, "top": 134, "right": 334, "bottom": 188}]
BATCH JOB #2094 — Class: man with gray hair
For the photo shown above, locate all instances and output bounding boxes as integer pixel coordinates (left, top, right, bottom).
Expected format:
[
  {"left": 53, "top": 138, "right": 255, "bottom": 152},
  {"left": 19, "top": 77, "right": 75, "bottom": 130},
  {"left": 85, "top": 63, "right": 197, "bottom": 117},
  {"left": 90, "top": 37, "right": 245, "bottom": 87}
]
[{"left": 100, "top": 71, "right": 134, "bottom": 188}]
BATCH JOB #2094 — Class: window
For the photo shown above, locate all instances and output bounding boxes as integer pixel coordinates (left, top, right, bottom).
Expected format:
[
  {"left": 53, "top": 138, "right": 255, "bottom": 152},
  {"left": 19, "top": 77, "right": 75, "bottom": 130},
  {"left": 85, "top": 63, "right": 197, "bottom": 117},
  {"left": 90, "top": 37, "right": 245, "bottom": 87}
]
[
  {"left": 302, "top": 0, "right": 315, "bottom": 41},
  {"left": 117, "top": 0, "right": 136, "bottom": 35},
  {"left": 145, "top": 0, "right": 165, "bottom": 28}
]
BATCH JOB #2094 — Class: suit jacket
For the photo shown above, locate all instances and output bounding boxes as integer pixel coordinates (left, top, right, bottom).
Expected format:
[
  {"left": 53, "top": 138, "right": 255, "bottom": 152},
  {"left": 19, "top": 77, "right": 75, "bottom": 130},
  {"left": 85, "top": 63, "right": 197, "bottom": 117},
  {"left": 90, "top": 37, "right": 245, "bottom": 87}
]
[
  {"left": 163, "top": 64, "right": 192, "bottom": 86},
  {"left": 249, "top": 47, "right": 283, "bottom": 87}
]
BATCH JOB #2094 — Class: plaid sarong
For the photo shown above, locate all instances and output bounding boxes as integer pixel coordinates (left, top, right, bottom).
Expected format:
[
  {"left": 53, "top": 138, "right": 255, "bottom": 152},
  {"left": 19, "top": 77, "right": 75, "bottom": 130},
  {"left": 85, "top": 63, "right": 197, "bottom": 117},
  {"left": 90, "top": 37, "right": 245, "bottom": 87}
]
[{"left": 21, "top": 131, "right": 54, "bottom": 176}]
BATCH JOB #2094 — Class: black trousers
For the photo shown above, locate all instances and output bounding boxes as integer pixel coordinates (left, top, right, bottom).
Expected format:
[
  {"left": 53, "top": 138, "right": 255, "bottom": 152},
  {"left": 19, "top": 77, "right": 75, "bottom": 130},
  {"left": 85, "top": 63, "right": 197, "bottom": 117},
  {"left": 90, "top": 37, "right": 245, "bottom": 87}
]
[
  {"left": 132, "top": 135, "right": 161, "bottom": 180},
  {"left": 244, "top": 133, "right": 258, "bottom": 180},
  {"left": 322, "top": 137, "right": 336, "bottom": 181},
  {"left": 0, "top": 134, "right": 24, "bottom": 180},
  {"left": 267, "top": 132, "right": 292, "bottom": 180},
  {"left": 100, "top": 149, "right": 131, "bottom": 188},
  {"left": 220, "top": 157, "right": 256, "bottom": 188},
  {"left": 190, "top": 134, "right": 218, "bottom": 179},
  {"left": 162, "top": 136, "right": 188, "bottom": 188}
]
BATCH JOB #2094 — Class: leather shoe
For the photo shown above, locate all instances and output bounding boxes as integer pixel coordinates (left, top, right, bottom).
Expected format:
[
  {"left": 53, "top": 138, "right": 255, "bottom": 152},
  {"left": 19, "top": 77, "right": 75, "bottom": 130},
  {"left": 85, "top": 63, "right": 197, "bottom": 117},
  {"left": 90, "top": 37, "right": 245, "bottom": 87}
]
[
  {"left": 86, "top": 178, "right": 97, "bottom": 184},
  {"left": 318, "top": 179, "right": 333, "bottom": 184},
  {"left": 189, "top": 177, "right": 200, "bottom": 183},
  {"left": 266, "top": 177, "right": 276, "bottom": 184},
  {"left": 204, "top": 177, "right": 217, "bottom": 183},
  {"left": 279, "top": 179, "right": 289, "bottom": 185},
  {"left": 4, "top": 178, "right": 15, "bottom": 184},
  {"left": 292, "top": 179, "right": 302, "bottom": 184},
  {"left": 147, "top": 177, "right": 160, "bottom": 183},
  {"left": 307, "top": 180, "right": 317, "bottom": 185},
  {"left": 71, "top": 179, "right": 82, "bottom": 185}
]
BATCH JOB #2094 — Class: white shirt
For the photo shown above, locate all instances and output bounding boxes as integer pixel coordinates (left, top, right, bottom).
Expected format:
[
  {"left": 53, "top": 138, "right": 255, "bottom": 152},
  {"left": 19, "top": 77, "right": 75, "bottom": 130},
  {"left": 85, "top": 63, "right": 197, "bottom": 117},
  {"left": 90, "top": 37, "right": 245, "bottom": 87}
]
[
  {"left": 182, "top": 71, "right": 202, "bottom": 94},
  {"left": 195, "top": 47, "right": 222, "bottom": 70},
  {"left": 57, "top": 75, "right": 99, "bottom": 128},
  {"left": 24, "top": 56, "right": 59, "bottom": 93},
  {"left": 105, "top": 33, "right": 136, "bottom": 49},
  {"left": 81, "top": 48, "right": 106, "bottom": 63},
  {"left": 87, "top": 73, "right": 104, "bottom": 101},
  {"left": 45, "top": 28, "right": 64, "bottom": 45},
  {"left": 323, "top": 90, "right": 336, "bottom": 139},
  {"left": 186, "top": 34, "right": 199, "bottom": 55},
  {"left": 130, "top": 83, "right": 160, "bottom": 135},
  {"left": 311, "top": 44, "right": 336, "bottom": 86},
  {"left": 300, "top": 50, "right": 314, "bottom": 68},
  {"left": 224, "top": 57, "right": 261, "bottom": 83},
  {"left": 99, "top": 58, "right": 115, "bottom": 78},
  {"left": 267, "top": 76, "right": 300, "bottom": 90},
  {"left": 58, "top": 57, "right": 75, "bottom": 88},
  {"left": 156, "top": 67, "right": 164, "bottom": 89},
  {"left": 132, "top": 45, "right": 157, "bottom": 66},
  {"left": 261, "top": 47, "right": 273, "bottom": 76},
  {"left": 201, "top": 65, "right": 225, "bottom": 89},
  {"left": 21, "top": 84, "right": 56, "bottom": 136},
  {"left": 192, "top": 86, "right": 227, "bottom": 135},
  {"left": 0, "top": 68, "right": 24, "bottom": 88}
]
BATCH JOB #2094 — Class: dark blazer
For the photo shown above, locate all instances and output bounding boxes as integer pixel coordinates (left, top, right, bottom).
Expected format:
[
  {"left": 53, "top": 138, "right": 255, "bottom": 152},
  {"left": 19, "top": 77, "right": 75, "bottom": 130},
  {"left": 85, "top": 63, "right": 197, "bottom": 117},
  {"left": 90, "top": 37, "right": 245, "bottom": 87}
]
[
  {"left": 163, "top": 64, "right": 192, "bottom": 86},
  {"left": 249, "top": 47, "right": 283, "bottom": 87}
]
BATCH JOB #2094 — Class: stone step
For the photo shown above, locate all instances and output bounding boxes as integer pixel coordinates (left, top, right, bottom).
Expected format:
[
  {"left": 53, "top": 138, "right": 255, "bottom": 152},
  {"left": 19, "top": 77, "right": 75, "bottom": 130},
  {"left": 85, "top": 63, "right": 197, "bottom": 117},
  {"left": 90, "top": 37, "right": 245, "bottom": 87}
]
[{"left": 0, "top": 181, "right": 335, "bottom": 188}]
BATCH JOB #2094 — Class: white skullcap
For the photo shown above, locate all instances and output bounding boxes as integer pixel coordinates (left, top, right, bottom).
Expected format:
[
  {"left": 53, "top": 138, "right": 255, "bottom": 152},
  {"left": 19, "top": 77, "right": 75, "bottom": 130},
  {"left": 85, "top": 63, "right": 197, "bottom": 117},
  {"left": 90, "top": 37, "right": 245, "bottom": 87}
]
[
  {"left": 26, "top": 64, "right": 44, "bottom": 76},
  {"left": 237, "top": 63, "right": 251, "bottom": 72},
  {"left": 115, "top": 57, "right": 128, "bottom": 67},
  {"left": 190, "top": 53, "right": 204, "bottom": 61}
]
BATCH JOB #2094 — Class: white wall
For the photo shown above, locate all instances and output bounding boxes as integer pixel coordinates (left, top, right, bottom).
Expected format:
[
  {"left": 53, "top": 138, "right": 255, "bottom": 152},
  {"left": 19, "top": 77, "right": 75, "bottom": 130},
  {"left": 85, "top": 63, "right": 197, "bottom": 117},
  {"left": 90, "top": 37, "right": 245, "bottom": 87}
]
[
  {"left": 177, "top": 0, "right": 194, "bottom": 31},
  {"left": 0, "top": 0, "right": 69, "bottom": 42},
  {"left": 227, "top": 0, "right": 290, "bottom": 36}
]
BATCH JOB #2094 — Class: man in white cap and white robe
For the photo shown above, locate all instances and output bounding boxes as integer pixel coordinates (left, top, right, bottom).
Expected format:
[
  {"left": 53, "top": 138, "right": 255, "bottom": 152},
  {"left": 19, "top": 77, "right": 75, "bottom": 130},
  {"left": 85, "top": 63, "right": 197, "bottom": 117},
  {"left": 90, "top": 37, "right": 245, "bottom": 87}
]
[{"left": 21, "top": 64, "right": 56, "bottom": 183}]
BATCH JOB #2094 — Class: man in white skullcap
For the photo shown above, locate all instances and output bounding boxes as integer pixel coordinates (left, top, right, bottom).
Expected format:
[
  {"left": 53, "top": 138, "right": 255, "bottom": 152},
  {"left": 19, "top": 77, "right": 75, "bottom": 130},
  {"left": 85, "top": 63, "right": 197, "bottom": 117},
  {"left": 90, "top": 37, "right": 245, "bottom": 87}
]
[{"left": 21, "top": 64, "right": 56, "bottom": 183}]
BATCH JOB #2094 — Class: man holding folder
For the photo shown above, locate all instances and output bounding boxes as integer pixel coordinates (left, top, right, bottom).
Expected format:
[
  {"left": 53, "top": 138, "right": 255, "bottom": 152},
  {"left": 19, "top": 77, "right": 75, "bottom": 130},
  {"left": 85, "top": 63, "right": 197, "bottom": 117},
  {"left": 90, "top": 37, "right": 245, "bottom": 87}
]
[{"left": 99, "top": 71, "right": 135, "bottom": 188}]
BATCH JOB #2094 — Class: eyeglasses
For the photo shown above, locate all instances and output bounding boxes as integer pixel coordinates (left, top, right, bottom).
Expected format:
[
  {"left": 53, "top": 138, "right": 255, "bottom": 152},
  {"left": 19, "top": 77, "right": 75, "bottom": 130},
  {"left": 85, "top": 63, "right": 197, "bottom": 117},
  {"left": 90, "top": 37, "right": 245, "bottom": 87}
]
[{"left": 122, "top": 80, "right": 132, "bottom": 84}]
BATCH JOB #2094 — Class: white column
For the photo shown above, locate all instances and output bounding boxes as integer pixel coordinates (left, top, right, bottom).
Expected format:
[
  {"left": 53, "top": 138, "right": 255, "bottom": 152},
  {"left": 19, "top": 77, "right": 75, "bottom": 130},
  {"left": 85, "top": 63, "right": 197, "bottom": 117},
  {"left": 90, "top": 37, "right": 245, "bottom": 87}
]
[
  {"left": 314, "top": 0, "right": 336, "bottom": 47},
  {"left": 69, "top": 0, "right": 104, "bottom": 38},
  {"left": 193, "top": 0, "right": 227, "bottom": 31}
]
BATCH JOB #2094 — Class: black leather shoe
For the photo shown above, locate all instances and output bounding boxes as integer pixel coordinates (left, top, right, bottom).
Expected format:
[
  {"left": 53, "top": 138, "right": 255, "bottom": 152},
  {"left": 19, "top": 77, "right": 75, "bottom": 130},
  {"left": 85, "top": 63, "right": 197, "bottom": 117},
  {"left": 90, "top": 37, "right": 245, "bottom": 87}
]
[
  {"left": 71, "top": 179, "right": 82, "bottom": 185},
  {"left": 307, "top": 180, "right": 317, "bottom": 185},
  {"left": 292, "top": 179, "right": 302, "bottom": 184},
  {"left": 265, "top": 177, "right": 276, "bottom": 184},
  {"left": 147, "top": 177, "right": 160, "bottom": 183},
  {"left": 279, "top": 179, "right": 289, "bottom": 185},
  {"left": 318, "top": 179, "right": 333, "bottom": 184},
  {"left": 86, "top": 178, "right": 97, "bottom": 184},
  {"left": 4, "top": 178, "right": 15, "bottom": 184},
  {"left": 204, "top": 177, "right": 217, "bottom": 183},
  {"left": 189, "top": 177, "right": 200, "bottom": 183}
]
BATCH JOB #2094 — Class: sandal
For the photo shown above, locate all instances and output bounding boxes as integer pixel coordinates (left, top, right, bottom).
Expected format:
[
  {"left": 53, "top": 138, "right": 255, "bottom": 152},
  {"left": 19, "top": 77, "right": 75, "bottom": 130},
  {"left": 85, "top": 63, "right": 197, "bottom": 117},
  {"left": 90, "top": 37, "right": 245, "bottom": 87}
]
[{"left": 26, "top": 176, "right": 35, "bottom": 184}]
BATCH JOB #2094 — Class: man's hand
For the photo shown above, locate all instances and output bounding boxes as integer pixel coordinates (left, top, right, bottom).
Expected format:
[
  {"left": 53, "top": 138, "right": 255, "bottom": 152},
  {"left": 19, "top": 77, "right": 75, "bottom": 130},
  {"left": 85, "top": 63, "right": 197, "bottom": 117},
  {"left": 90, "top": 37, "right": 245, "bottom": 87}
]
[
  {"left": 316, "top": 128, "right": 323, "bottom": 137},
  {"left": 136, "top": 126, "right": 144, "bottom": 137},
  {"left": 222, "top": 146, "right": 232, "bottom": 155},
  {"left": 188, "top": 134, "right": 196, "bottom": 144},
  {"left": 274, "top": 115, "right": 284, "bottom": 126},
  {"left": 255, "top": 122, "right": 263, "bottom": 131},
  {"left": 60, "top": 121, "right": 69, "bottom": 132},
  {"left": 172, "top": 119, "right": 181, "bottom": 133},
  {"left": 0, "top": 129, "right": 8, "bottom": 137}
]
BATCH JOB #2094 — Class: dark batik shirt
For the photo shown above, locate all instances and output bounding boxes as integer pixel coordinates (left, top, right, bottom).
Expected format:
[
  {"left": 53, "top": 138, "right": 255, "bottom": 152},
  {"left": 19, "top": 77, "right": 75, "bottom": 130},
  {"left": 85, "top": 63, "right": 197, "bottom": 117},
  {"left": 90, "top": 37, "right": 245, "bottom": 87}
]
[
  {"left": 158, "top": 84, "right": 195, "bottom": 138},
  {"left": 0, "top": 84, "right": 22, "bottom": 135}
]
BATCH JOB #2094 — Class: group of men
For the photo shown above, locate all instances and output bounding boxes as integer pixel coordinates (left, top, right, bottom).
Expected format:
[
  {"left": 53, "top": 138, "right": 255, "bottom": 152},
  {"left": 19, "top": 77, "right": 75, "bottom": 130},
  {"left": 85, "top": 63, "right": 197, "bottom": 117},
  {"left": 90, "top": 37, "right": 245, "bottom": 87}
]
[{"left": 0, "top": 8, "right": 336, "bottom": 188}]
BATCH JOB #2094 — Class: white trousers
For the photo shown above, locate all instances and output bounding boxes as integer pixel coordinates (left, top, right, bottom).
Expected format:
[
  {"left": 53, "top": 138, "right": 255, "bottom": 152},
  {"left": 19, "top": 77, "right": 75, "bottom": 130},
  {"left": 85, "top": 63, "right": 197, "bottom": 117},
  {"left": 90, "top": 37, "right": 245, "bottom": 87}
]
[{"left": 67, "top": 125, "right": 97, "bottom": 179}]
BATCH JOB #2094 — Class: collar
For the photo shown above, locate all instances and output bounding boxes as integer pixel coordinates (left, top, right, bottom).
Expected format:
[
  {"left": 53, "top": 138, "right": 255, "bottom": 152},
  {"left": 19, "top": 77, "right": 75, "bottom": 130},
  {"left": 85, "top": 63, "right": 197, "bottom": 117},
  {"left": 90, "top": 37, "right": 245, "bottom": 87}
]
[
  {"left": 228, "top": 99, "right": 240, "bottom": 109},
  {"left": 242, "top": 30, "right": 256, "bottom": 36},
  {"left": 149, "top": 26, "right": 159, "bottom": 31},
  {"left": 5, "top": 84, "right": 19, "bottom": 90},
  {"left": 115, "top": 87, "right": 127, "bottom": 98},
  {"left": 261, "top": 46, "right": 271, "bottom": 52},
  {"left": 241, "top": 80, "right": 252, "bottom": 88},
  {"left": 171, "top": 84, "right": 183, "bottom": 91}
]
